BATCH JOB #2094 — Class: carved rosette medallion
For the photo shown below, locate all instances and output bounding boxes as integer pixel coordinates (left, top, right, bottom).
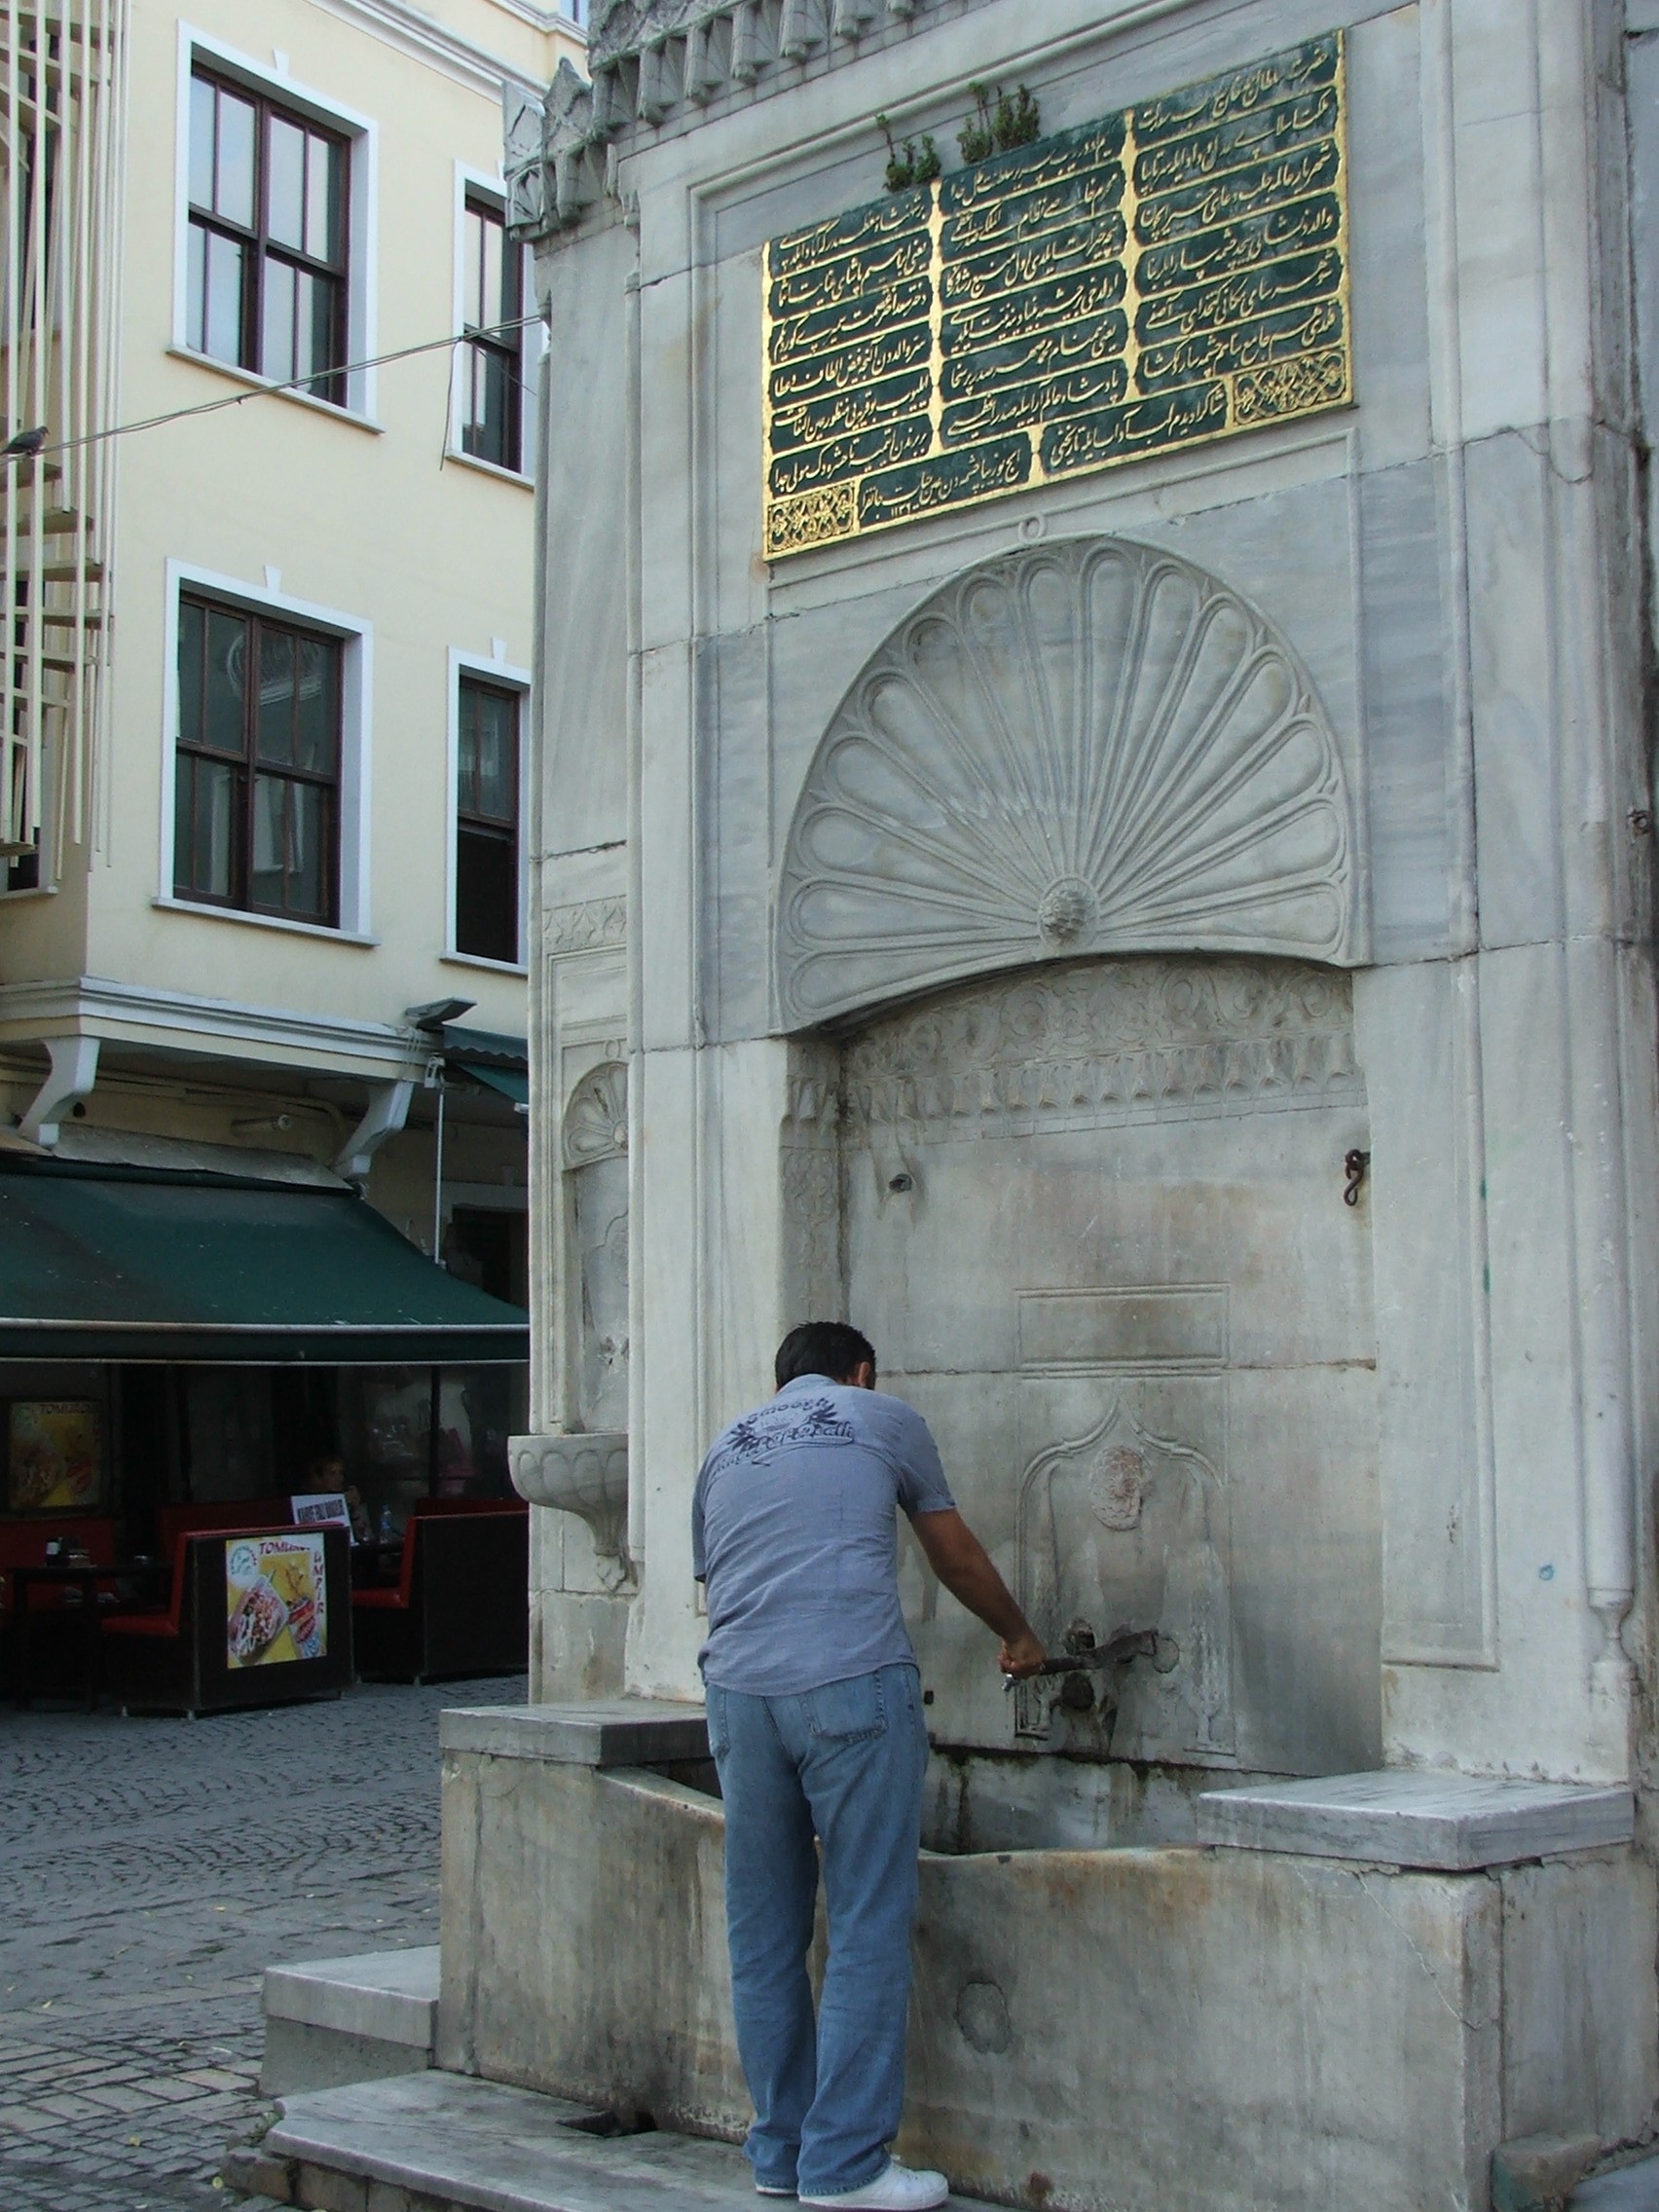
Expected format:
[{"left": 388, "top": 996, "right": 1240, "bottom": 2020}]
[
  {"left": 776, "top": 536, "right": 1356, "bottom": 1027},
  {"left": 564, "top": 1062, "right": 628, "bottom": 1167}
]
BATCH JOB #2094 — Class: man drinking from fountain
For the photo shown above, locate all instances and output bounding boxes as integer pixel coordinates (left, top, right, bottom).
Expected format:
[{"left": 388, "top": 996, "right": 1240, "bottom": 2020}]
[{"left": 693, "top": 1321, "right": 1047, "bottom": 2212}]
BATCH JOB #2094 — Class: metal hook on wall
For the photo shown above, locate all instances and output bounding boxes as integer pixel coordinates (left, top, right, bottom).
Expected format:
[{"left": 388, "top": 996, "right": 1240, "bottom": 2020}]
[{"left": 1343, "top": 1149, "right": 1370, "bottom": 1206}]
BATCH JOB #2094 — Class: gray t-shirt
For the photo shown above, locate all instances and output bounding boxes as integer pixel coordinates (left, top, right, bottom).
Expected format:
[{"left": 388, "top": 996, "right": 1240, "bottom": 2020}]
[{"left": 692, "top": 1374, "right": 956, "bottom": 1696}]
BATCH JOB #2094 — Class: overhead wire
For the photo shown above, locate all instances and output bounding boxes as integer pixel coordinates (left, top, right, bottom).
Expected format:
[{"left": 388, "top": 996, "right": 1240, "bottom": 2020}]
[{"left": 15, "top": 312, "right": 549, "bottom": 461}]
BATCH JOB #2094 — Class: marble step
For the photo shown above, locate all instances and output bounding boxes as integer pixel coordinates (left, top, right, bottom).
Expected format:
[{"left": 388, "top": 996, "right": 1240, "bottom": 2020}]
[
  {"left": 235, "top": 2068, "right": 998, "bottom": 2212},
  {"left": 260, "top": 1945, "right": 439, "bottom": 2095}
]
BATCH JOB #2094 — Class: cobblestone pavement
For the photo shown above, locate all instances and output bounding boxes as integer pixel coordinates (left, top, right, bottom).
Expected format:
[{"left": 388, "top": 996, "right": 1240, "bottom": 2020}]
[{"left": 0, "top": 1676, "right": 526, "bottom": 2212}]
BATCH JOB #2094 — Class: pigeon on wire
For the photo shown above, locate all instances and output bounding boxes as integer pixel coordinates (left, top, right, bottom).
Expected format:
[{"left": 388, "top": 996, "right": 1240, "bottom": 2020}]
[{"left": 1, "top": 426, "right": 48, "bottom": 459}]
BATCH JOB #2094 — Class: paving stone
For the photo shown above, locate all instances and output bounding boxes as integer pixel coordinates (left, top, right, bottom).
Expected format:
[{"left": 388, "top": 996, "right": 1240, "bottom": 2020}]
[{"left": 0, "top": 1677, "right": 525, "bottom": 2212}]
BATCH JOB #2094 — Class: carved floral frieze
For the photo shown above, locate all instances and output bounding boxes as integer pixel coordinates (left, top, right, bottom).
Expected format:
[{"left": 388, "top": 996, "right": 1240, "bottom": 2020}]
[{"left": 842, "top": 955, "right": 1361, "bottom": 1144}]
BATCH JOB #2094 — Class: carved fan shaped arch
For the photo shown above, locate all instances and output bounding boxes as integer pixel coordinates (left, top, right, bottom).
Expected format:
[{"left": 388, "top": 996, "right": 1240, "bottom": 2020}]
[{"left": 776, "top": 536, "right": 1358, "bottom": 1027}]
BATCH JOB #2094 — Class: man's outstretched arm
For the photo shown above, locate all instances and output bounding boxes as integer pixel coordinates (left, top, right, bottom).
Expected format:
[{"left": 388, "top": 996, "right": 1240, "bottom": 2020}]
[{"left": 911, "top": 1508, "right": 1045, "bottom": 1677}]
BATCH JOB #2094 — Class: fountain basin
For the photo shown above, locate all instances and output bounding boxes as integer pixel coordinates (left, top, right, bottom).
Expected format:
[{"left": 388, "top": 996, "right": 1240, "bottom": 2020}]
[{"left": 437, "top": 1704, "right": 1654, "bottom": 2212}]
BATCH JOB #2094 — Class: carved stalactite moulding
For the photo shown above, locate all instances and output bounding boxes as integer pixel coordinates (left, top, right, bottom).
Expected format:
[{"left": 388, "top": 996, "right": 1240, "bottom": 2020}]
[
  {"left": 563, "top": 1061, "right": 629, "bottom": 1167},
  {"left": 776, "top": 536, "right": 1357, "bottom": 1027}
]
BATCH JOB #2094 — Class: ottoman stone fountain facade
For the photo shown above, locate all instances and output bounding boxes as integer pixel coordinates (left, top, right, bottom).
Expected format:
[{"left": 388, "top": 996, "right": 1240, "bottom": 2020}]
[{"left": 448, "top": 4, "right": 1659, "bottom": 2208}]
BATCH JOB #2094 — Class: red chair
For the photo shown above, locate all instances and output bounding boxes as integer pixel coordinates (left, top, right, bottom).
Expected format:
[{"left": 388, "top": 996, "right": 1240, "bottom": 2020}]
[{"left": 353, "top": 1500, "right": 528, "bottom": 1683}]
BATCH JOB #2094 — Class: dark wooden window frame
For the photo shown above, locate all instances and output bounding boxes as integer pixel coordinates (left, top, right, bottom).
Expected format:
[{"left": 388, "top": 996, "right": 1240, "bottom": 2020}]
[
  {"left": 454, "top": 675, "right": 522, "bottom": 963},
  {"left": 174, "top": 594, "right": 345, "bottom": 928},
  {"left": 460, "top": 193, "right": 525, "bottom": 473},
  {"left": 186, "top": 64, "right": 351, "bottom": 409}
]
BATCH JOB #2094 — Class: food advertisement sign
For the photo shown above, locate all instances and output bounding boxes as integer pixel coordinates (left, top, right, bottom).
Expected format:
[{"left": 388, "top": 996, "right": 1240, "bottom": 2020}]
[
  {"left": 225, "top": 1533, "right": 327, "bottom": 1670},
  {"left": 8, "top": 1400, "right": 102, "bottom": 1512}
]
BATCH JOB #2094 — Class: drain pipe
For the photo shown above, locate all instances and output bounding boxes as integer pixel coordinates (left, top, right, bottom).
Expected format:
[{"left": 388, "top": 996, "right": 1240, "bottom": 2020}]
[{"left": 430, "top": 1060, "right": 447, "bottom": 1266}]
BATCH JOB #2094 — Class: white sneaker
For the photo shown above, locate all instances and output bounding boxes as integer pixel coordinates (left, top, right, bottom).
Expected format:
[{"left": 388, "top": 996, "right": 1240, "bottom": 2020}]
[{"left": 800, "top": 2158, "right": 948, "bottom": 2211}]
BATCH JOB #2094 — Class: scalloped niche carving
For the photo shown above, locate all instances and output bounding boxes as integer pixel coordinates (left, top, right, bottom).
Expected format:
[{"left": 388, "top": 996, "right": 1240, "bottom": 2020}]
[{"left": 776, "top": 537, "right": 1358, "bottom": 1028}]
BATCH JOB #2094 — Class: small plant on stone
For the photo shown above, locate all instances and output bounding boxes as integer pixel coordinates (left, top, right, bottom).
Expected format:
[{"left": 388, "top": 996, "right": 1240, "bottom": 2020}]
[
  {"left": 959, "top": 82, "right": 1042, "bottom": 166},
  {"left": 994, "top": 85, "right": 1041, "bottom": 151},
  {"left": 957, "top": 83, "right": 995, "bottom": 166},
  {"left": 876, "top": 113, "right": 915, "bottom": 193},
  {"left": 912, "top": 133, "right": 942, "bottom": 183}
]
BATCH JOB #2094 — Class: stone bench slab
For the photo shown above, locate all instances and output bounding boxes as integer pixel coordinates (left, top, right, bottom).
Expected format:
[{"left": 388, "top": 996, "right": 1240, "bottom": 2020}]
[
  {"left": 441, "top": 1699, "right": 709, "bottom": 1768},
  {"left": 1198, "top": 1769, "right": 1635, "bottom": 1869}
]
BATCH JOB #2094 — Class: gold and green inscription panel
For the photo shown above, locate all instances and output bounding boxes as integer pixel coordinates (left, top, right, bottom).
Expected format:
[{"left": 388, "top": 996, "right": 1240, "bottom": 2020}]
[{"left": 761, "top": 34, "right": 1348, "bottom": 558}]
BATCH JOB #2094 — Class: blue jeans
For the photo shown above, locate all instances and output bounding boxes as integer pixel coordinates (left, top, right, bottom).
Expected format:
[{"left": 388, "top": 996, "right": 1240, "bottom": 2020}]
[{"left": 706, "top": 1662, "right": 929, "bottom": 2199}]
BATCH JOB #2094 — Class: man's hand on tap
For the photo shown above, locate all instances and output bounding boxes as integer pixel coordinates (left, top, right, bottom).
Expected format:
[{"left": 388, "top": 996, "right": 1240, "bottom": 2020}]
[{"left": 910, "top": 1509, "right": 1047, "bottom": 1677}]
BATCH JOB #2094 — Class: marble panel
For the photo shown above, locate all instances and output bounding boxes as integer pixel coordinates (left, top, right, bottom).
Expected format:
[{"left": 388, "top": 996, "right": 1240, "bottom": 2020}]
[
  {"left": 1355, "top": 961, "right": 1493, "bottom": 1670},
  {"left": 846, "top": 956, "right": 1378, "bottom": 1772},
  {"left": 1346, "top": 4, "right": 1432, "bottom": 473},
  {"left": 636, "top": 267, "right": 697, "bottom": 657},
  {"left": 1357, "top": 461, "right": 1456, "bottom": 963},
  {"left": 638, "top": 642, "right": 696, "bottom": 1053},
  {"left": 1501, "top": 1852, "right": 1659, "bottom": 2145},
  {"left": 1465, "top": 432, "right": 1563, "bottom": 949},
  {"left": 538, "top": 227, "right": 633, "bottom": 858}
]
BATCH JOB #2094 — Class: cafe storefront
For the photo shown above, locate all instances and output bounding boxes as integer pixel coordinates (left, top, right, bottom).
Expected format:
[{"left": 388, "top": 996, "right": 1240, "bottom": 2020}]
[{"left": 0, "top": 1155, "right": 531, "bottom": 1705}]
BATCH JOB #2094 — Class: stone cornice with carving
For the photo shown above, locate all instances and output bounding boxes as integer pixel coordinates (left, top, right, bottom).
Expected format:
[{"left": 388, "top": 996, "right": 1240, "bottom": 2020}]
[
  {"left": 545, "top": 894, "right": 628, "bottom": 955},
  {"left": 505, "top": 0, "right": 994, "bottom": 240}
]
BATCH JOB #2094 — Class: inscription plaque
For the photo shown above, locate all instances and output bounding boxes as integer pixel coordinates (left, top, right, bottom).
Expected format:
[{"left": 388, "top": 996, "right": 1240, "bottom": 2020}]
[{"left": 762, "top": 34, "right": 1349, "bottom": 558}]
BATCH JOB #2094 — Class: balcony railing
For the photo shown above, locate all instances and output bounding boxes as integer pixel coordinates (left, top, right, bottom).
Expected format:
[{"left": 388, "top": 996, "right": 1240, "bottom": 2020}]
[{"left": 0, "top": 1, "right": 127, "bottom": 877}]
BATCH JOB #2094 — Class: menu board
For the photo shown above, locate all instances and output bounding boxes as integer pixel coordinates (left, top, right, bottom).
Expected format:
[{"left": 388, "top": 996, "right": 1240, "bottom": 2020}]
[
  {"left": 225, "top": 1532, "right": 327, "bottom": 1669},
  {"left": 762, "top": 33, "right": 1347, "bottom": 558}
]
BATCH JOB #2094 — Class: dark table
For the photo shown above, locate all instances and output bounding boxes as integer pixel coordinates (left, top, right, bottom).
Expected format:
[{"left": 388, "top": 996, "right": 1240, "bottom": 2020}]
[{"left": 13, "top": 1562, "right": 167, "bottom": 1711}]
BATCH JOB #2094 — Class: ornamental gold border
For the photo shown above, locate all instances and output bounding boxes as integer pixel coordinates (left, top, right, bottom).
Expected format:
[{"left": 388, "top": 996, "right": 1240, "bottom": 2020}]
[{"left": 761, "top": 33, "right": 1351, "bottom": 562}]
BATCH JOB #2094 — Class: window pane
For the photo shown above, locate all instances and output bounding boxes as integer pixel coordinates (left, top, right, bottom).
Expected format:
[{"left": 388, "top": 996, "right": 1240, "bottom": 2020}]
[
  {"left": 260, "top": 254, "right": 294, "bottom": 382},
  {"left": 461, "top": 343, "right": 512, "bottom": 467},
  {"left": 299, "top": 269, "right": 332, "bottom": 381},
  {"left": 286, "top": 779, "right": 326, "bottom": 919},
  {"left": 188, "top": 77, "right": 215, "bottom": 209},
  {"left": 464, "top": 205, "right": 485, "bottom": 331},
  {"left": 214, "top": 91, "right": 256, "bottom": 228},
  {"left": 294, "top": 637, "right": 338, "bottom": 772},
  {"left": 187, "top": 221, "right": 207, "bottom": 351},
  {"left": 204, "top": 609, "right": 247, "bottom": 754},
  {"left": 480, "top": 210, "right": 503, "bottom": 325},
  {"left": 256, "top": 627, "right": 295, "bottom": 764},
  {"left": 306, "top": 133, "right": 342, "bottom": 265},
  {"left": 250, "top": 774, "right": 284, "bottom": 907},
  {"left": 175, "top": 755, "right": 236, "bottom": 900},
  {"left": 203, "top": 229, "right": 245, "bottom": 365},
  {"left": 456, "top": 826, "right": 516, "bottom": 962},
  {"left": 177, "top": 601, "right": 205, "bottom": 751},
  {"left": 268, "top": 115, "right": 306, "bottom": 250},
  {"left": 474, "top": 691, "right": 516, "bottom": 820}
]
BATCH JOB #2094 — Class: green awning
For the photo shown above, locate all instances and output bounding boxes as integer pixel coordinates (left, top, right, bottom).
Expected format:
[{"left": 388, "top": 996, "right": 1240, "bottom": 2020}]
[
  {"left": 452, "top": 1059, "right": 529, "bottom": 1106},
  {"left": 0, "top": 1159, "right": 530, "bottom": 1363}
]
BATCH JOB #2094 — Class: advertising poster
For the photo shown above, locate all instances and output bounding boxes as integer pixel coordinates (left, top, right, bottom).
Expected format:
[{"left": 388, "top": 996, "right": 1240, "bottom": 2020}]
[
  {"left": 8, "top": 1400, "right": 102, "bottom": 1512},
  {"left": 225, "top": 1532, "right": 327, "bottom": 1669}
]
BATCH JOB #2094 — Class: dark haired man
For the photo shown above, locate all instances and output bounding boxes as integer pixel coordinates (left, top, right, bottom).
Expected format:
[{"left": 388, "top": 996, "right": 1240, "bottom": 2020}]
[{"left": 693, "top": 1320, "right": 1045, "bottom": 2212}]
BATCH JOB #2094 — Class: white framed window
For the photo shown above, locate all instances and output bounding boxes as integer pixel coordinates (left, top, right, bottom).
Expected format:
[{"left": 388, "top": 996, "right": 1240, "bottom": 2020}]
[
  {"left": 173, "top": 25, "right": 379, "bottom": 422},
  {"left": 450, "top": 165, "right": 540, "bottom": 482},
  {"left": 446, "top": 646, "right": 530, "bottom": 970},
  {"left": 160, "top": 562, "right": 375, "bottom": 941}
]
